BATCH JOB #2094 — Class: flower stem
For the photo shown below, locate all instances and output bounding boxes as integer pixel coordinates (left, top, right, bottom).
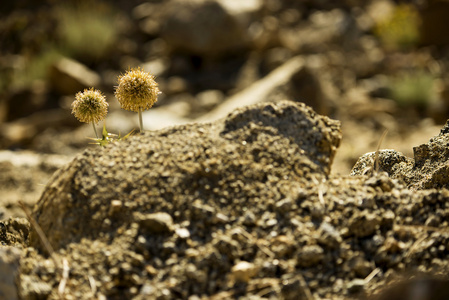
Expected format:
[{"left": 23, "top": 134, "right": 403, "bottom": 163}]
[
  {"left": 92, "top": 122, "right": 99, "bottom": 139},
  {"left": 138, "top": 108, "right": 144, "bottom": 133}
]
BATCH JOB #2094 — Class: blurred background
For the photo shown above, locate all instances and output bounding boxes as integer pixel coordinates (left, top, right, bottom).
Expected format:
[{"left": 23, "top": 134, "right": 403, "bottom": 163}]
[
  {"left": 2, "top": 2, "right": 449, "bottom": 297},
  {"left": 1, "top": 0, "right": 449, "bottom": 176}
]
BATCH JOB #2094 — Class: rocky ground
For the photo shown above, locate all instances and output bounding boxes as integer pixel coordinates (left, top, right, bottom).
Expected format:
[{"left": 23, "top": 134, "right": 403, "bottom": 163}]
[
  {"left": 2, "top": 0, "right": 449, "bottom": 299},
  {"left": 2, "top": 101, "right": 449, "bottom": 300}
]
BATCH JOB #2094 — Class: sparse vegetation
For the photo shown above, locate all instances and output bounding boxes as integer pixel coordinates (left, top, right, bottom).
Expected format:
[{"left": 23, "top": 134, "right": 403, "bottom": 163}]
[
  {"left": 388, "top": 70, "right": 436, "bottom": 108},
  {"left": 374, "top": 4, "right": 421, "bottom": 51},
  {"left": 55, "top": 2, "right": 119, "bottom": 63},
  {"left": 71, "top": 67, "right": 161, "bottom": 144},
  {"left": 10, "top": 47, "right": 62, "bottom": 89}
]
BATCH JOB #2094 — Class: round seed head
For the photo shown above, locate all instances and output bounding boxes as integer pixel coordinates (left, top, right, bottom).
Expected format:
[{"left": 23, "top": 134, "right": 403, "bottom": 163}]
[
  {"left": 114, "top": 67, "right": 161, "bottom": 112},
  {"left": 71, "top": 88, "right": 108, "bottom": 124}
]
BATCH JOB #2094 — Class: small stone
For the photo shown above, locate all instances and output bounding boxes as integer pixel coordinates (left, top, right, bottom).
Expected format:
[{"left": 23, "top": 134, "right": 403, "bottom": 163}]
[
  {"left": 296, "top": 245, "right": 324, "bottom": 267},
  {"left": 382, "top": 236, "right": 406, "bottom": 254},
  {"left": 49, "top": 57, "right": 101, "bottom": 95},
  {"left": 281, "top": 277, "right": 303, "bottom": 300},
  {"left": 242, "top": 211, "right": 257, "bottom": 226},
  {"left": 109, "top": 200, "right": 123, "bottom": 215},
  {"left": 271, "top": 235, "right": 295, "bottom": 257},
  {"left": 140, "top": 283, "right": 155, "bottom": 295},
  {"left": 231, "top": 261, "right": 259, "bottom": 283},
  {"left": 212, "top": 213, "right": 229, "bottom": 224},
  {"left": 137, "top": 212, "right": 173, "bottom": 234},
  {"left": 381, "top": 210, "right": 395, "bottom": 229},
  {"left": 317, "top": 222, "right": 342, "bottom": 249},
  {"left": 275, "top": 197, "right": 293, "bottom": 212},
  {"left": 266, "top": 218, "right": 278, "bottom": 227},
  {"left": 175, "top": 227, "right": 191, "bottom": 239},
  {"left": 350, "top": 257, "right": 374, "bottom": 278},
  {"left": 348, "top": 211, "right": 380, "bottom": 237},
  {"left": 145, "top": 265, "right": 158, "bottom": 277}
]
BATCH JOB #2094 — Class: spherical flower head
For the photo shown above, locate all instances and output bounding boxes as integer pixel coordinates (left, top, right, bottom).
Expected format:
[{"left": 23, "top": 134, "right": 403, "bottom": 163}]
[
  {"left": 71, "top": 88, "right": 108, "bottom": 124},
  {"left": 115, "top": 67, "right": 161, "bottom": 112}
]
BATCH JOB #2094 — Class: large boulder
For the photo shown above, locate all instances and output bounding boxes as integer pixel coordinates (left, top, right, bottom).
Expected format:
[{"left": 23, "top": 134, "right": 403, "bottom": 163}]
[
  {"left": 160, "top": 0, "right": 262, "bottom": 56},
  {"left": 48, "top": 57, "right": 101, "bottom": 96}
]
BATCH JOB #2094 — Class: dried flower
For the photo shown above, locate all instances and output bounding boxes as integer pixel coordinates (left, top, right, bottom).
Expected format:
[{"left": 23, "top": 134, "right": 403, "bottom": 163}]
[
  {"left": 114, "top": 67, "right": 161, "bottom": 132},
  {"left": 72, "top": 88, "right": 108, "bottom": 124},
  {"left": 71, "top": 88, "right": 108, "bottom": 138}
]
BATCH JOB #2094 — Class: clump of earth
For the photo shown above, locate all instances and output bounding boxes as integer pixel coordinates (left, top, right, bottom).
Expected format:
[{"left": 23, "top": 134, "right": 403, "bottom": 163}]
[{"left": 2, "top": 101, "right": 449, "bottom": 299}]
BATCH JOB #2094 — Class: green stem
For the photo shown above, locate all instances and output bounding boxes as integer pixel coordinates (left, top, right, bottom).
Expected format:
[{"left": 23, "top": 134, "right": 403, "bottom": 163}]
[
  {"left": 92, "top": 122, "right": 99, "bottom": 139},
  {"left": 138, "top": 108, "right": 144, "bottom": 133}
]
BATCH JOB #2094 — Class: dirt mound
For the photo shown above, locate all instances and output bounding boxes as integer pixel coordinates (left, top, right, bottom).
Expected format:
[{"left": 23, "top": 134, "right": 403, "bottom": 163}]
[
  {"left": 8, "top": 101, "right": 449, "bottom": 299},
  {"left": 29, "top": 100, "right": 341, "bottom": 252}
]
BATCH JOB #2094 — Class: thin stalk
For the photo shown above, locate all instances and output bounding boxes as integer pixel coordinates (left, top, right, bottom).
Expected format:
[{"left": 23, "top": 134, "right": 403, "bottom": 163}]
[
  {"left": 92, "top": 122, "right": 99, "bottom": 139},
  {"left": 138, "top": 108, "right": 144, "bottom": 133},
  {"left": 374, "top": 129, "right": 388, "bottom": 175},
  {"left": 18, "top": 201, "right": 55, "bottom": 260}
]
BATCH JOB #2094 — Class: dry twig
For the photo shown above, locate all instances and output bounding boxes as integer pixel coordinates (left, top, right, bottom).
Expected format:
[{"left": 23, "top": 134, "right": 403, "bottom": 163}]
[{"left": 373, "top": 129, "right": 388, "bottom": 175}]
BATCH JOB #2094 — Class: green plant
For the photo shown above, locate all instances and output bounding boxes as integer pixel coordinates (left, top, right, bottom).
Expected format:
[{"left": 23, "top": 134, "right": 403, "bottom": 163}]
[
  {"left": 72, "top": 67, "right": 160, "bottom": 145},
  {"left": 114, "top": 67, "right": 161, "bottom": 132},
  {"left": 55, "top": 2, "right": 119, "bottom": 62},
  {"left": 11, "top": 47, "right": 62, "bottom": 89},
  {"left": 71, "top": 88, "right": 108, "bottom": 138},
  {"left": 90, "top": 125, "right": 134, "bottom": 147},
  {"left": 374, "top": 4, "right": 421, "bottom": 51},
  {"left": 388, "top": 71, "right": 436, "bottom": 108}
]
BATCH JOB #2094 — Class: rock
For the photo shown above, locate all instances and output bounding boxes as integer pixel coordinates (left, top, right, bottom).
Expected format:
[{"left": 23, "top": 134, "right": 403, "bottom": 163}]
[
  {"left": 197, "top": 56, "right": 305, "bottom": 122},
  {"left": 1, "top": 218, "right": 29, "bottom": 246},
  {"left": 3, "top": 81, "right": 48, "bottom": 122},
  {"left": 346, "top": 257, "right": 375, "bottom": 278},
  {"left": 30, "top": 100, "right": 341, "bottom": 251},
  {"left": 348, "top": 211, "right": 380, "bottom": 238},
  {"left": 109, "top": 200, "right": 123, "bottom": 215},
  {"left": 231, "top": 261, "right": 258, "bottom": 283},
  {"left": 281, "top": 276, "right": 306, "bottom": 300},
  {"left": 351, "top": 120, "right": 449, "bottom": 190},
  {"left": 296, "top": 245, "right": 324, "bottom": 267},
  {"left": 136, "top": 212, "right": 174, "bottom": 234},
  {"left": 350, "top": 149, "right": 412, "bottom": 177},
  {"left": 160, "top": 0, "right": 262, "bottom": 56},
  {"left": 140, "top": 54, "right": 330, "bottom": 130},
  {"left": 316, "top": 222, "right": 342, "bottom": 249},
  {"left": 49, "top": 57, "right": 101, "bottom": 95},
  {"left": 196, "top": 54, "right": 334, "bottom": 123},
  {"left": 280, "top": 9, "right": 350, "bottom": 53}
]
